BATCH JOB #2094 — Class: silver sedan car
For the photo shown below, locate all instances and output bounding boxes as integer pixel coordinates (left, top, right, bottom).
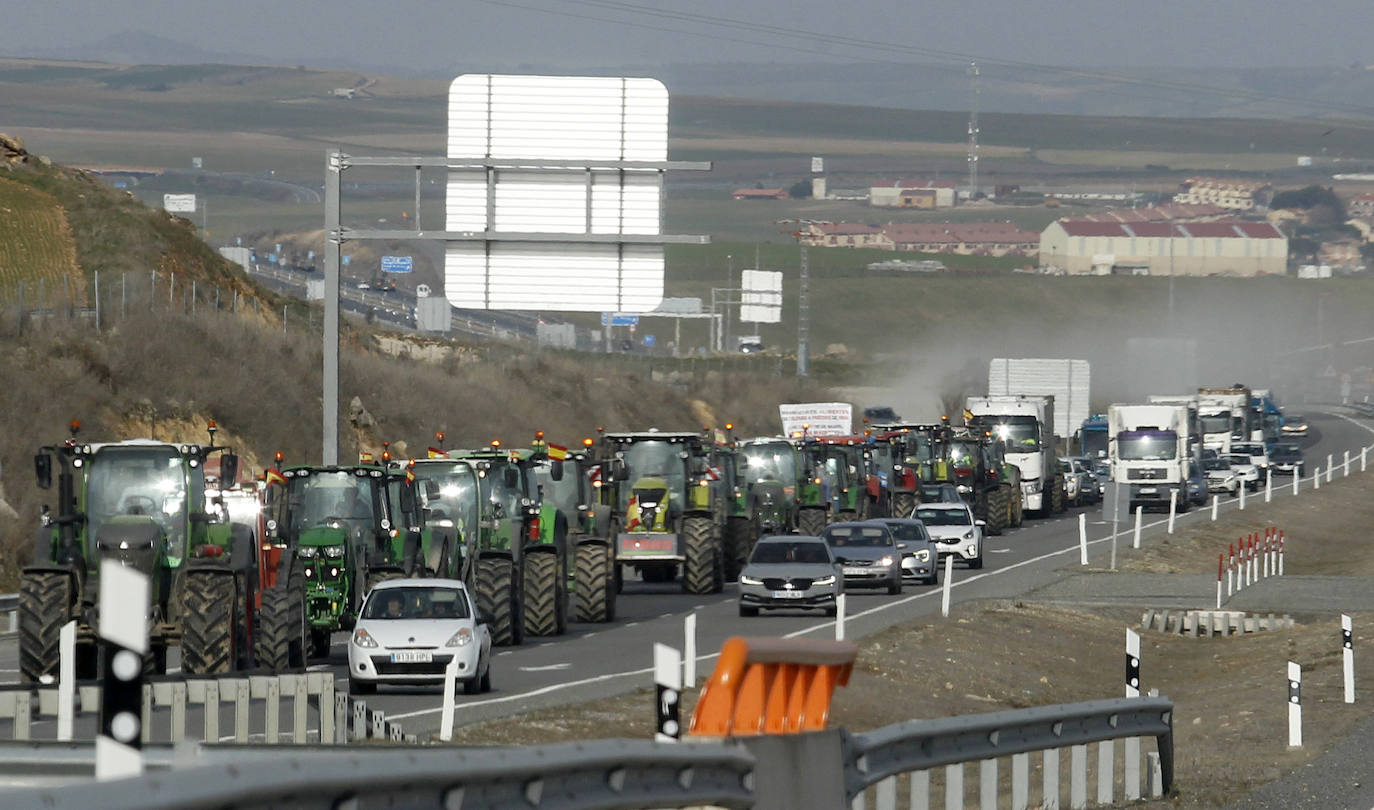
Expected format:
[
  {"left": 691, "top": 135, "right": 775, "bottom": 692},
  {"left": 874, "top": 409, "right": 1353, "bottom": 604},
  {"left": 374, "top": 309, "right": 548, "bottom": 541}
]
[{"left": 738, "top": 535, "right": 842, "bottom": 617}]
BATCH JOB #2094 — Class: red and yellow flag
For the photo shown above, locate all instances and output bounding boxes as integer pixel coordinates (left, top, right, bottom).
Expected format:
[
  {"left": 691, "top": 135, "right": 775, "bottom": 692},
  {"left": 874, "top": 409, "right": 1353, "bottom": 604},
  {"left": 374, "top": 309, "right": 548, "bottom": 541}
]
[
  {"left": 359, "top": 451, "right": 375, "bottom": 464},
  {"left": 265, "top": 468, "right": 286, "bottom": 486},
  {"left": 961, "top": 407, "right": 975, "bottom": 423},
  {"left": 427, "top": 447, "right": 449, "bottom": 459},
  {"left": 405, "top": 466, "right": 416, "bottom": 484},
  {"left": 547, "top": 443, "right": 569, "bottom": 461}
]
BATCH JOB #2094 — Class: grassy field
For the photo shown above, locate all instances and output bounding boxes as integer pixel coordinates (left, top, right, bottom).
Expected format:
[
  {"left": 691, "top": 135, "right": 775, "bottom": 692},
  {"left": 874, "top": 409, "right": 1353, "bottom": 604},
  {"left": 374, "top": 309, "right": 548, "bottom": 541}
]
[{"left": 0, "top": 176, "right": 81, "bottom": 299}]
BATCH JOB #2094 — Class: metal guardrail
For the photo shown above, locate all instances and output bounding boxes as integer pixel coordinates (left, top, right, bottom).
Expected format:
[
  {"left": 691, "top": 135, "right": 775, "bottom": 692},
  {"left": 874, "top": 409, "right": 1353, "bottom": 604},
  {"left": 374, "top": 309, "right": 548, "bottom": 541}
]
[
  {"left": 843, "top": 696, "right": 1174, "bottom": 807},
  {"left": 6, "top": 738, "right": 757, "bottom": 810}
]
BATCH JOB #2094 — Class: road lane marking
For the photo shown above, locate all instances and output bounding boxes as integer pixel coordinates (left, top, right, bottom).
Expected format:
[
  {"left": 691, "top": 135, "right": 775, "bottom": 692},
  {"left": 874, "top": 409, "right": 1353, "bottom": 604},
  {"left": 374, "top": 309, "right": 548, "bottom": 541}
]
[{"left": 518, "top": 663, "right": 572, "bottom": 672}]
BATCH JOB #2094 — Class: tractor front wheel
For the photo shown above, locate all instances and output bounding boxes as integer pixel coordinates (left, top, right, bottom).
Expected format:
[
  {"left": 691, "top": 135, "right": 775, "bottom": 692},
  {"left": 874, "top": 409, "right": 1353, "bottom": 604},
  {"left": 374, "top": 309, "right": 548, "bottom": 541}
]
[
  {"left": 258, "top": 584, "right": 306, "bottom": 671},
  {"left": 724, "top": 517, "right": 754, "bottom": 582},
  {"left": 18, "top": 571, "right": 72, "bottom": 684},
  {"left": 892, "top": 492, "right": 916, "bottom": 519},
  {"left": 476, "top": 557, "right": 521, "bottom": 647},
  {"left": 797, "top": 508, "right": 827, "bottom": 537},
  {"left": 682, "top": 516, "right": 721, "bottom": 595},
  {"left": 521, "top": 552, "right": 560, "bottom": 637},
  {"left": 181, "top": 570, "right": 238, "bottom": 675},
  {"left": 573, "top": 543, "right": 614, "bottom": 623}
]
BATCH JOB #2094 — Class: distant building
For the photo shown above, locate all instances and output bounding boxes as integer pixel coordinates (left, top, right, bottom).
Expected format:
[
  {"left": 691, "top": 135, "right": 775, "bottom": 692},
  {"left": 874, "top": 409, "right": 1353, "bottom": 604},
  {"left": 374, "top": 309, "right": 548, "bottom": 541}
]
[
  {"left": 1040, "top": 219, "right": 1288, "bottom": 276},
  {"left": 1075, "top": 203, "right": 1229, "bottom": 224},
  {"left": 1173, "top": 178, "right": 1270, "bottom": 211},
  {"left": 869, "top": 180, "right": 957, "bottom": 209},
  {"left": 732, "top": 188, "right": 790, "bottom": 200},
  {"left": 795, "top": 222, "right": 885, "bottom": 248},
  {"left": 1349, "top": 193, "right": 1374, "bottom": 218},
  {"left": 882, "top": 222, "right": 1039, "bottom": 256}
]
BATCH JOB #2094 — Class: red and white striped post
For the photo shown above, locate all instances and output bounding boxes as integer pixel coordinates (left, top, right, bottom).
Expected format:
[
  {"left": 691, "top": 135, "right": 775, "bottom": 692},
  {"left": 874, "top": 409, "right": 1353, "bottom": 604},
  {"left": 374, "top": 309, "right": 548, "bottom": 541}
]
[
  {"left": 1231, "top": 543, "right": 1242, "bottom": 601},
  {"left": 1263, "top": 529, "right": 1271, "bottom": 579},
  {"left": 1249, "top": 535, "right": 1258, "bottom": 585},
  {"left": 1278, "top": 530, "right": 1286, "bottom": 576}
]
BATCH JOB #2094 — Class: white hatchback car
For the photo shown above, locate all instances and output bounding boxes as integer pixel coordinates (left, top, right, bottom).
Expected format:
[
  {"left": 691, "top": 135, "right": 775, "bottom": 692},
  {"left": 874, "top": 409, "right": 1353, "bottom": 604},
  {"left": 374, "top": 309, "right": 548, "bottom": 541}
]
[
  {"left": 913, "top": 502, "right": 985, "bottom": 569},
  {"left": 348, "top": 578, "right": 492, "bottom": 695}
]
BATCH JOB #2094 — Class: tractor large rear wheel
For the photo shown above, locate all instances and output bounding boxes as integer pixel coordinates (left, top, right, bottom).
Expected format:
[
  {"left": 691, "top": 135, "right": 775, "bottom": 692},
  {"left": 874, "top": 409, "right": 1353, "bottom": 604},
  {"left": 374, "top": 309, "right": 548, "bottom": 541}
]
[
  {"left": 181, "top": 570, "right": 238, "bottom": 676},
  {"left": 19, "top": 571, "right": 72, "bottom": 684},
  {"left": 682, "top": 516, "right": 721, "bottom": 595},
  {"left": 1011, "top": 489, "right": 1024, "bottom": 527},
  {"left": 476, "top": 558, "right": 521, "bottom": 647},
  {"left": 724, "top": 517, "right": 754, "bottom": 582},
  {"left": 797, "top": 508, "right": 827, "bottom": 537},
  {"left": 1050, "top": 474, "right": 1066, "bottom": 514},
  {"left": 573, "top": 543, "right": 614, "bottom": 623},
  {"left": 258, "top": 584, "right": 306, "bottom": 671},
  {"left": 892, "top": 492, "right": 916, "bottom": 519},
  {"left": 521, "top": 552, "right": 559, "bottom": 637},
  {"left": 985, "top": 486, "right": 1008, "bottom": 535}
]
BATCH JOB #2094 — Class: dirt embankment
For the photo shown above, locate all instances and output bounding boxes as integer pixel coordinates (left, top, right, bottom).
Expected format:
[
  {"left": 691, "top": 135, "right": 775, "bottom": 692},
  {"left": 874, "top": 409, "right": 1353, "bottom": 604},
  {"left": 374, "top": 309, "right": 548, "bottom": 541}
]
[{"left": 446, "top": 466, "right": 1374, "bottom": 809}]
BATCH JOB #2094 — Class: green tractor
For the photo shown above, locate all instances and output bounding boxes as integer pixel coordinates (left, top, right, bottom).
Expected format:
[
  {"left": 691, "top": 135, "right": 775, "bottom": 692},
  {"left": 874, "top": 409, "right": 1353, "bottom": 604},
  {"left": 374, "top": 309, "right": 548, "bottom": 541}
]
[
  {"left": 595, "top": 431, "right": 727, "bottom": 595},
  {"left": 724, "top": 434, "right": 802, "bottom": 580},
  {"left": 265, "top": 457, "right": 414, "bottom": 658},
  {"left": 792, "top": 435, "right": 861, "bottom": 536},
  {"left": 946, "top": 429, "right": 1023, "bottom": 535},
  {"left": 873, "top": 423, "right": 956, "bottom": 517},
  {"left": 531, "top": 437, "right": 617, "bottom": 623},
  {"left": 406, "top": 441, "right": 564, "bottom": 645},
  {"left": 20, "top": 422, "right": 306, "bottom": 682}
]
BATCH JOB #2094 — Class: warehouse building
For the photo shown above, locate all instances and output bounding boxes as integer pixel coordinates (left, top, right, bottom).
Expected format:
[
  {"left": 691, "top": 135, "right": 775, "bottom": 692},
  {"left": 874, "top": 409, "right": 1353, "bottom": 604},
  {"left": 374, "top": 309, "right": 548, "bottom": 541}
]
[
  {"left": 869, "top": 180, "right": 957, "bottom": 209},
  {"left": 1039, "top": 220, "right": 1288, "bottom": 276}
]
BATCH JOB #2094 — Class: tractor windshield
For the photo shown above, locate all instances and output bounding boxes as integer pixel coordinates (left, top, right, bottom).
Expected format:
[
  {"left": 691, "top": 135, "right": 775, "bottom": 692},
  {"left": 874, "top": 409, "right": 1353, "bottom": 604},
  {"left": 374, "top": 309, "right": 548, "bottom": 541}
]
[
  {"left": 287, "top": 471, "right": 379, "bottom": 535},
  {"left": 410, "top": 462, "right": 480, "bottom": 535},
  {"left": 85, "top": 446, "right": 188, "bottom": 558},
  {"left": 737, "top": 442, "right": 797, "bottom": 486},
  {"left": 483, "top": 461, "right": 529, "bottom": 521},
  {"left": 617, "top": 441, "right": 686, "bottom": 510},
  {"left": 535, "top": 462, "right": 582, "bottom": 517}
]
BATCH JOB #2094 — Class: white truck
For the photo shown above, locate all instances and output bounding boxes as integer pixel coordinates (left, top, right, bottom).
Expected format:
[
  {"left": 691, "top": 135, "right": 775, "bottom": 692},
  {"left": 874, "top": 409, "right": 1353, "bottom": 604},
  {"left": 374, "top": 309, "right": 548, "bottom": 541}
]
[
  {"left": 965, "top": 394, "right": 1063, "bottom": 516},
  {"left": 1197, "top": 386, "right": 1253, "bottom": 447},
  {"left": 1109, "top": 403, "right": 1190, "bottom": 512}
]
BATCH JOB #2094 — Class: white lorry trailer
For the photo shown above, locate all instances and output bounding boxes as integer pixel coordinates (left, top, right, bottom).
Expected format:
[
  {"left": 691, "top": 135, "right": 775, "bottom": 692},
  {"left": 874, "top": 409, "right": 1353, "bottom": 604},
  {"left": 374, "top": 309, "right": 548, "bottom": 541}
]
[
  {"left": 965, "top": 394, "right": 1064, "bottom": 517},
  {"left": 1109, "top": 403, "right": 1190, "bottom": 512}
]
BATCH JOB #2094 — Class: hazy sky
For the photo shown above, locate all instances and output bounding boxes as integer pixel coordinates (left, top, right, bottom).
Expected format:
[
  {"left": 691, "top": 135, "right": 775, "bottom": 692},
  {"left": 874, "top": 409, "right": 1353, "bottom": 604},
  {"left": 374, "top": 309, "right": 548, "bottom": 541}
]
[{"left": 5, "top": 0, "right": 1373, "bottom": 72}]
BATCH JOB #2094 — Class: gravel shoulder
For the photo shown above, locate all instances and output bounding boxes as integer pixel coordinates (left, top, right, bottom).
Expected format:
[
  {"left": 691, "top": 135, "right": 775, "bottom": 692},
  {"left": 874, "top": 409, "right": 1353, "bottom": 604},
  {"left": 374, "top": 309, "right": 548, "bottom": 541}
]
[{"left": 445, "top": 455, "right": 1374, "bottom": 809}]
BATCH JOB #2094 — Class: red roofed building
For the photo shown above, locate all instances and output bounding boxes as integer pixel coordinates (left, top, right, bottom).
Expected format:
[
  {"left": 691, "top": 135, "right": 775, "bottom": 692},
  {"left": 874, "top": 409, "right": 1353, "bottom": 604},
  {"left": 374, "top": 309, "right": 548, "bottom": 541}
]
[
  {"left": 1040, "top": 219, "right": 1288, "bottom": 276},
  {"left": 870, "top": 180, "right": 957, "bottom": 208},
  {"left": 732, "top": 188, "right": 790, "bottom": 200},
  {"left": 881, "top": 222, "right": 1039, "bottom": 256}
]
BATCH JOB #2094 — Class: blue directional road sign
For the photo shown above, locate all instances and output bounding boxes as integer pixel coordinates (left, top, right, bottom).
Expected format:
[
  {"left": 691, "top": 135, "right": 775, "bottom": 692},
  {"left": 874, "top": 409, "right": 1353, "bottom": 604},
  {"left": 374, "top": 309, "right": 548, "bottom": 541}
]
[
  {"left": 643, "top": 334, "right": 656, "bottom": 347},
  {"left": 601, "top": 312, "right": 639, "bottom": 327},
  {"left": 381, "top": 255, "right": 414, "bottom": 274},
  {"left": 342, "top": 255, "right": 351, "bottom": 266}
]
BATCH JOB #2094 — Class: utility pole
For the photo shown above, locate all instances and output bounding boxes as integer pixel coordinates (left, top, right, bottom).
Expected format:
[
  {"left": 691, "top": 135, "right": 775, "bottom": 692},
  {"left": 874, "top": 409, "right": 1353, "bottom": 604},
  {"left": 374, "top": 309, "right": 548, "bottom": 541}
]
[
  {"left": 798, "top": 247, "right": 810, "bottom": 377},
  {"left": 323, "top": 150, "right": 343, "bottom": 466},
  {"left": 967, "top": 62, "right": 980, "bottom": 200}
]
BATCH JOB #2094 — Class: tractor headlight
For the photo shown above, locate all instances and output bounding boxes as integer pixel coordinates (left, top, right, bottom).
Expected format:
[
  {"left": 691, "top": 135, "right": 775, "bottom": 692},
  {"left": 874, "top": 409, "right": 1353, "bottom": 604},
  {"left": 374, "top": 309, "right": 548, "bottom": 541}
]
[
  {"left": 298, "top": 546, "right": 320, "bottom": 559},
  {"left": 352, "top": 629, "right": 378, "bottom": 648},
  {"left": 739, "top": 575, "right": 763, "bottom": 586},
  {"left": 324, "top": 544, "right": 345, "bottom": 559},
  {"left": 327, "top": 566, "right": 340, "bottom": 579},
  {"left": 446, "top": 628, "right": 474, "bottom": 648}
]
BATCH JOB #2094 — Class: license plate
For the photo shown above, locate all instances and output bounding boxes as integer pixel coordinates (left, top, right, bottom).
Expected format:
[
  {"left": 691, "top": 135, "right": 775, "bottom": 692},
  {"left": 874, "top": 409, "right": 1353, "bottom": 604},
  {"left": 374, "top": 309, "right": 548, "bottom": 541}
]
[
  {"left": 842, "top": 567, "right": 868, "bottom": 576},
  {"left": 390, "top": 651, "right": 433, "bottom": 664},
  {"left": 770, "top": 590, "right": 805, "bottom": 599},
  {"left": 1138, "top": 487, "right": 1157, "bottom": 494}
]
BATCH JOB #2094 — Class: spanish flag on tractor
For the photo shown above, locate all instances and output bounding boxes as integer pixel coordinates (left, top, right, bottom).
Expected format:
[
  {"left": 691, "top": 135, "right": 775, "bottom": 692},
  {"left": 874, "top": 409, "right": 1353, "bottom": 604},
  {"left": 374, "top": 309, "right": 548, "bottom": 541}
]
[
  {"left": 547, "top": 443, "right": 569, "bottom": 461},
  {"left": 427, "top": 447, "right": 449, "bottom": 459},
  {"left": 961, "top": 407, "right": 975, "bottom": 423},
  {"left": 265, "top": 468, "right": 286, "bottom": 486}
]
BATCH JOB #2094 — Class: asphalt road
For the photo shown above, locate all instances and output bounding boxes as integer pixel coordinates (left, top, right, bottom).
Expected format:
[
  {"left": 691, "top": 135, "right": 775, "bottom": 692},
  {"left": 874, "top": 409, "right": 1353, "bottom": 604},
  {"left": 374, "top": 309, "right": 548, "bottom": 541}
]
[{"left": 2, "top": 410, "right": 1370, "bottom": 749}]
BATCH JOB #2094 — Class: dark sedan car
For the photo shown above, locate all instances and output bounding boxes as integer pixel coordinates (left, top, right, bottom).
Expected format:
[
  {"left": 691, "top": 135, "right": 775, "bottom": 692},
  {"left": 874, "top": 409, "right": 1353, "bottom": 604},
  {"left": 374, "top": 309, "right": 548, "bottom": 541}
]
[
  {"left": 737, "top": 535, "right": 842, "bottom": 617},
  {"left": 868, "top": 518, "right": 940, "bottom": 585},
  {"left": 822, "top": 522, "right": 903, "bottom": 595}
]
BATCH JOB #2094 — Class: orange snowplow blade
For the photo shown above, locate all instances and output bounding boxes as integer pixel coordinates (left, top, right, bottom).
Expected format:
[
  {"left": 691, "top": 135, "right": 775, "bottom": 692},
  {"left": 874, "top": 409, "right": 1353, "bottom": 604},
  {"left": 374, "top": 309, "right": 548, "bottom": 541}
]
[{"left": 688, "top": 636, "right": 857, "bottom": 737}]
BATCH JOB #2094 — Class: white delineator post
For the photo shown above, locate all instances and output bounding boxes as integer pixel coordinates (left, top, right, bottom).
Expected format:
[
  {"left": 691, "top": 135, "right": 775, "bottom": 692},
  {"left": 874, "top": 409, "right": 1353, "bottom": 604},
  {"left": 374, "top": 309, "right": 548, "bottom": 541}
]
[
  {"left": 1343, "top": 614, "right": 1355, "bottom": 705},
  {"left": 1125, "top": 628, "right": 1142, "bottom": 799},
  {"left": 1344, "top": 450, "right": 1351, "bottom": 477},
  {"left": 941, "top": 555, "right": 954, "bottom": 618},
  {"left": 1126, "top": 628, "right": 1141, "bottom": 697},
  {"left": 683, "top": 613, "right": 697, "bottom": 688},
  {"left": 654, "top": 643, "right": 683, "bottom": 742},
  {"left": 1239, "top": 480, "right": 1246, "bottom": 510},
  {"left": 1079, "top": 512, "right": 1089, "bottom": 565},
  {"left": 1293, "top": 469, "right": 1300, "bottom": 496},
  {"left": 1265, "top": 470, "right": 1272, "bottom": 503},
  {"left": 1327, "top": 453, "right": 1334, "bottom": 483},
  {"left": 835, "top": 593, "right": 846, "bottom": 640},
  {"left": 57, "top": 620, "right": 76, "bottom": 741},
  {"left": 1362, "top": 447, "right": 1368, "bottom": 473},
  {"left": 1288, "top": 661, "right": 1303, "bottom": 748},
  {"left": 1211, "top": 495, "right": 1218, "bottom": 521},
  {"left": 96, "top": 560, "right": 149, "bottom": 781},
  {"left": 1133, "top": 505, "right": 1143, "bottom": 549},
  {"left": 1167, "top": 489, "right": 1178, "bottom": 534},
  {"left": 439, "top": 654, "right": 459, "bottom": 742},
  {"left": 1262, "top": 530, "right": 1271, "bottom": 579},
  {"left": 1216, "top": 554, "right": 1224, "bottom": 609},
  {"left": 1315, "top": 466, "right": 1321, "bottom": 490}
]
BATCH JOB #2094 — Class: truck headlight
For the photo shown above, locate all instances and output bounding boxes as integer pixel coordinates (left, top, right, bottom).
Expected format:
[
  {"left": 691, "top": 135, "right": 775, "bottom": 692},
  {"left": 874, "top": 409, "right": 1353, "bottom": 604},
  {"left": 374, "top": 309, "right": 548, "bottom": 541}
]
[
  {"left": 352, "top": 629, "right": 378, "bottom": 648},
  {"left": 324, "top": 545, "right": 345, "bottom": 559},
  {"left": 739, "top": 575, "right": 763, "bottom": 586},
  {"left": 298, "top": 546, "right": 320, "bottom": 559},
  {"left": 446, "top": 628, "right": 473, "bottom": 648}
]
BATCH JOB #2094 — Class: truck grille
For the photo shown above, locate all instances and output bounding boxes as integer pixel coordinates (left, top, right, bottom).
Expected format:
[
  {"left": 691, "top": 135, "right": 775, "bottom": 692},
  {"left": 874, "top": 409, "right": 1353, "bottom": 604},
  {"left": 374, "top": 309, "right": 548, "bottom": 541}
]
[{"left": 1127, "top": 468, "right": 1167, "bottom": 480}]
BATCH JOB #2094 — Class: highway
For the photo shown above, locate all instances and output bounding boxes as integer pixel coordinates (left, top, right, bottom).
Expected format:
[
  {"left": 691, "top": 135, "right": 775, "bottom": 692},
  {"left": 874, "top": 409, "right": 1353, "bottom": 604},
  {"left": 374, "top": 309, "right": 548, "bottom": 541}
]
[{"left": 2, "top": 410, "right": 1370, "bottom": 744}]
